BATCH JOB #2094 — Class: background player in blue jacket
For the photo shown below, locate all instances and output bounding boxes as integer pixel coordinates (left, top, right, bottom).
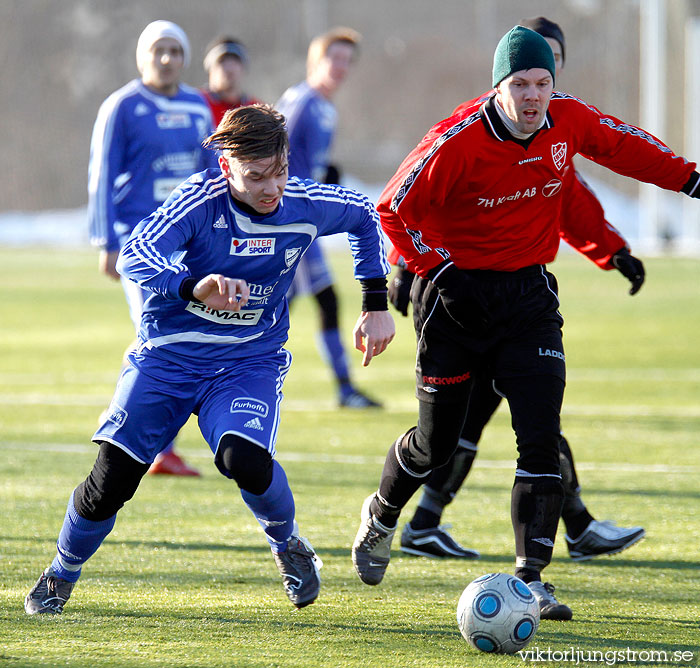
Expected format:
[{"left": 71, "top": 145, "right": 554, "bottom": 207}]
[
  {"left": 276, "top": 27, "right": 381, "bottom": 408},
  {"left": 26, "top": 104, "right": 395, "bottom": 614},
  {"left": 87, "top": 20, "right": 217, "bottom": 476}
]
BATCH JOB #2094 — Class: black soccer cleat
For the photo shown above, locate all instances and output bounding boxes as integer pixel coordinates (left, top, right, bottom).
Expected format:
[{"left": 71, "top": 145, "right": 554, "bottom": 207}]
[
  {"left": 273, "top": 534, "right": 322, "bottom": 609},
  {"left": 527, "top": 581, "right": 573, "bottom": 621},
  {"left": 400, "top": 522, "right": 480, "bottom": 559},
  {"left": 25, "top": 566, "right": 75, "bottom": 615},
  {"left": 339, "top": 388, "right": 382, "bottom": 409},
  {"left": 566, "top": 520, "right": 645, "bottom": 561}
]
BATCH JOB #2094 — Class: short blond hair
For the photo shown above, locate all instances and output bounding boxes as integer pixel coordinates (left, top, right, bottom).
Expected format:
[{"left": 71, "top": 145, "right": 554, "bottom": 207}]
[{"left": 306, "top": 26, "right": 361, "bottom": 76}]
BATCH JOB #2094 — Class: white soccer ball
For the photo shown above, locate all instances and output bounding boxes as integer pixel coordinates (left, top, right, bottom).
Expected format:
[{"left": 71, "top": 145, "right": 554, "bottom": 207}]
[{"left": 456, "top": 572, "right": 540, "bottom": 654}]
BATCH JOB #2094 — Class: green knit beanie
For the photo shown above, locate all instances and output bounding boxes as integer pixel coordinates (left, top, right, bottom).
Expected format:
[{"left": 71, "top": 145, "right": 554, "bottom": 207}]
[{"left": 492, "top": 26, "right": 556, "bottom": 87}]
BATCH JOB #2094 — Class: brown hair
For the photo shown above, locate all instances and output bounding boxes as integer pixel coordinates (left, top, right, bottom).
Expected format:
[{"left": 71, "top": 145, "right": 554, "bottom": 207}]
[
  {"left": 203, "top": 104, "right": 289, "bottom": 165},
  {"left": 306, "top": 26, "right": 361, "bottom": 76}
]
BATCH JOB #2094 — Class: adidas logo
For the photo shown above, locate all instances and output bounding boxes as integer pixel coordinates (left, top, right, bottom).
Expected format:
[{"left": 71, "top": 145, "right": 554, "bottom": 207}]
[
  {"left": 134, "top": 102, "right": 150, "bottom": 116},
  {"left": 213, "top": 215, "right": 227, "bottom": 229},
  {"left": 244, "top": 417, "right": 264, "bottom": 431}
]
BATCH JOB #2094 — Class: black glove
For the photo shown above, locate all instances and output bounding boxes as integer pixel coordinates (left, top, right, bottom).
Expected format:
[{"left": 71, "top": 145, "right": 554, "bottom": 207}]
[
  {"left": 611, "top": 247, "right": 645, "bottom": 295},
  {"left": 431, "top": 263, "right": 489, "bottom": 331},
  {"left": 388, "top": 267, "right": 415, "bottom": 316}
]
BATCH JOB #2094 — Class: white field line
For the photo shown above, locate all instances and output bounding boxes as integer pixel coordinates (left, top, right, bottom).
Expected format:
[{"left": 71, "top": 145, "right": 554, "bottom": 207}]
[
  {"left": 1, "top": 367, "right": 700, "bottom": 385},
  {"left": 0, "top": 441, "right": 697, "bottom": 475},
  {"left": 1, "top": 392, "right": 699, "bottom": 418}
]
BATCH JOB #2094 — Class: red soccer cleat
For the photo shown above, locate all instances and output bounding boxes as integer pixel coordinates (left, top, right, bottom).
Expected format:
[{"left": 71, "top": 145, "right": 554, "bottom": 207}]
[{"left": 148, "top": 451, "right": 201, "bottom": 477}]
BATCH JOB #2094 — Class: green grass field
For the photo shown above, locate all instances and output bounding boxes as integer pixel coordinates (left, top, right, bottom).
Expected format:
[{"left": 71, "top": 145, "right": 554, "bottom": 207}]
[{"left": 0, "top": 247, "right": 698, "bottom": 668}]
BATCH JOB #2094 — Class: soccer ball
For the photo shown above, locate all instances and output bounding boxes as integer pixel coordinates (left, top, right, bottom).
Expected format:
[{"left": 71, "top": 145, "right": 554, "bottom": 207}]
[{"left": 456, "top": 573, "right": 540, "bottom": 654}]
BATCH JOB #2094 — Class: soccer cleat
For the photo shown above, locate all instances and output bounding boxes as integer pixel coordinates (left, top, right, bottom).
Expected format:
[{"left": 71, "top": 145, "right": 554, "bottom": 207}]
[
  {"left": 566, "top": 520, "right": 645, "bottom": 561},
  {"left": 148, "top": 451, "right": 201, "bottom": 477},
  {"left": 273, "top": 534, "right": 322, "bottom": 609},
  {"left": 352, "top": 494, "right": 396, "bottom": 585},
  {"left": 339, "top": 388, "right": 382, "bottom": 409},
  {"left": 400, "top": 522, "right": 480, "bottom": 559},
  {"left": 527, "top": 580, "right": 573, "bottom": 621},
  {"left": 25, "top": 566, "right": 75, "bottom": 615}
]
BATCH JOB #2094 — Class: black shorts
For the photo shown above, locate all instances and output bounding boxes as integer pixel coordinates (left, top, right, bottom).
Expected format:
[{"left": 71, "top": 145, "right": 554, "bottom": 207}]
[{"left": 412, "top": 265, "right": 565, "bottom": 404}]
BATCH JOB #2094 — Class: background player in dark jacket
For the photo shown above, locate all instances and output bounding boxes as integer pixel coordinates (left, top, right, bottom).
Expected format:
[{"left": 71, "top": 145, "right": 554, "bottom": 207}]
[
  {"left": 352, "top": 24, "right": 700, "bottom": 621},
  {"left": 394, "top": 17, "right": 645, "bottom": 564}
]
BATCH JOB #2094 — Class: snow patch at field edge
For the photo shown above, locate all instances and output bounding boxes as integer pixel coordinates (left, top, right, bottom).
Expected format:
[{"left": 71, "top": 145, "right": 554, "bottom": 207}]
[{"left": 0, "top": 176, "right": 642, "bottom": 248}]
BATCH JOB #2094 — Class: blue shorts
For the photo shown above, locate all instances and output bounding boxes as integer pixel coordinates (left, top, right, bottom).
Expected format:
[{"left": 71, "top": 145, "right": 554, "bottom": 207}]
[
  {"left": 287, "top": 238, "right": 333, "bottom": 300},
  {"left": 93, "top": 348, "right": 292, "bottom": 464}
]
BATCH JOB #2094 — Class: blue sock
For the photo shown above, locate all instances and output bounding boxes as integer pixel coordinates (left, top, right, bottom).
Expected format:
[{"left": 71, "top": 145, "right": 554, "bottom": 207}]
[
  {"left": 51, "top": 492, "right": 117, "bottom": 583},
  {"left": 318, "top": 328, "right": 352, "bottom": 394},
  {"left": 241, "top": 460, "right": 295, "bottom": 553}
]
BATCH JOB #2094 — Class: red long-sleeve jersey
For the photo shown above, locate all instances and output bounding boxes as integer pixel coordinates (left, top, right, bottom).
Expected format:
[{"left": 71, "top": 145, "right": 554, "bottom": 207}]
[
  {"left": 379, "top": 93, "right": 695, "bottom": 276},
  {"left": 386, "top": 165, "right": 627, "bottom": 271}
]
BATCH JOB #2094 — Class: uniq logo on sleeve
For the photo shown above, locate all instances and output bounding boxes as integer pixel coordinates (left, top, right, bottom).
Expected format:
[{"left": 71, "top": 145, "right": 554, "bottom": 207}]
[{"left": 230, "top": 238, "right": 276, "bottom": 256}]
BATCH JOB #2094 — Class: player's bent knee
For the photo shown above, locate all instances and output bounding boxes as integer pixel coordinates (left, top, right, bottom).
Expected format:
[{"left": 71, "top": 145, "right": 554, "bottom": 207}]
[
  {"left": 215, "top": 434, "right": 273, "bottom": 495},
  {"left": 516, "top": 432, "right": 562, "bottom": 475},
  {"left": 73, "top": 441, "right": 150, "bottom": 521}
]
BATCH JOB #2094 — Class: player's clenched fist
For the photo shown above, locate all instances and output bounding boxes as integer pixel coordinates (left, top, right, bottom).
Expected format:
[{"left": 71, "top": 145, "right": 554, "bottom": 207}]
[{"left": 193, "top": 274, "right": 250, "bottom": 311}]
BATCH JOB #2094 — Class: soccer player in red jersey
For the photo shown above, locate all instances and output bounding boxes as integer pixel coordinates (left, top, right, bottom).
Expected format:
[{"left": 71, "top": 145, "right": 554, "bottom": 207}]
[{"left": 353, "top": 24, "right": 700, "bottom": 621}]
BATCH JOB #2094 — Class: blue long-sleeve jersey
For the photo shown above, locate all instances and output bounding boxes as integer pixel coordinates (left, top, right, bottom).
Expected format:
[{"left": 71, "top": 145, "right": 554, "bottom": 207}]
[
  {"left": 275, "top": 81, "right": 336, "bottom": 181},
  {"left": 88, "top": 79, "right": 216, "bottom": 252},
  {"left": 117, "top": 170, "right": 390, "bottom": 368}
]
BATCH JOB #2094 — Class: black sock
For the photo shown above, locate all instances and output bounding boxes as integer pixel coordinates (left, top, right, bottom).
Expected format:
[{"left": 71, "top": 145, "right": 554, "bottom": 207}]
[
  {"left": 410, "top": 506, "right": 441, "bottom": 530},
  {"left": 562, "top": 508, "right": 595, "bottom": 539},
  {"left": 514, "top": 567, "right": 541, "bottom": 584},
  {"left": 370, "top": 494, "right": 400, "bottom": 528}
]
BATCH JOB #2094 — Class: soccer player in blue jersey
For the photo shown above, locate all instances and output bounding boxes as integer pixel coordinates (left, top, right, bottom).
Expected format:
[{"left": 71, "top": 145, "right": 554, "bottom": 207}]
[
  {"left": 88, "top": 20, "right": 217, "bottom": 476},
  {"left": 276, "top": 27, "right": 381, "bottom": 408},
  {"left": 25, "top": 104, "right": 395, "bottom": 614}
]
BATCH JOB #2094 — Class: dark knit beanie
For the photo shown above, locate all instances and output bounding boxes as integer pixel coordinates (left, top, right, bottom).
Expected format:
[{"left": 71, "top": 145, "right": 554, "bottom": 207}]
[
  {"left": 492, "top": 26, "right": 556, "bottom": 87},
  {"left": 519, "top": 16, "right": 566, "bottom": 65}
]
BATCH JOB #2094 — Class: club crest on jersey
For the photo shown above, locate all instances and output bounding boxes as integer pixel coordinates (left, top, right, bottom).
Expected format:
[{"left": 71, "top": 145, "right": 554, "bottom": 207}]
[
  {"left": 230, "top": 238, "right": 276, "bottom": 256},
  {"left": 551, "top": 142, "right": 567, "bottom": 170},
  {"left": 285, "top": 247, "right": 302, "bottom": 267}
]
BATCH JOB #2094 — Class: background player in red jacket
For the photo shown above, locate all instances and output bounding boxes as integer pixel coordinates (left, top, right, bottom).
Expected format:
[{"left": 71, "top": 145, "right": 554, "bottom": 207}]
[
  {"left": 352, "top": 24, "right": 700, "bottom": 621},
  {"left": 201, "top": 36, "right": 261, "bottom": 126},
  {"left": 394, "top": 17, "right": 645, "bottom": 565}
]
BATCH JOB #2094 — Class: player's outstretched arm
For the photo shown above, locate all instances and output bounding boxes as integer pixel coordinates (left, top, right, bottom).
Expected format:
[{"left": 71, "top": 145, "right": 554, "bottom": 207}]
[
  {"left": 353, "top": 311, "right": 395, "bottom": 367},
  {"left": 192, "top": 274, "right": 250, "bottom": 311}
]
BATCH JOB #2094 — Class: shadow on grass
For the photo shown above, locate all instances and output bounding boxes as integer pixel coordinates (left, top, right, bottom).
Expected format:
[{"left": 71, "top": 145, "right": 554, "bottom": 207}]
[{"left": 6, "top": 536, "right": 698, "bottom": 572}]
